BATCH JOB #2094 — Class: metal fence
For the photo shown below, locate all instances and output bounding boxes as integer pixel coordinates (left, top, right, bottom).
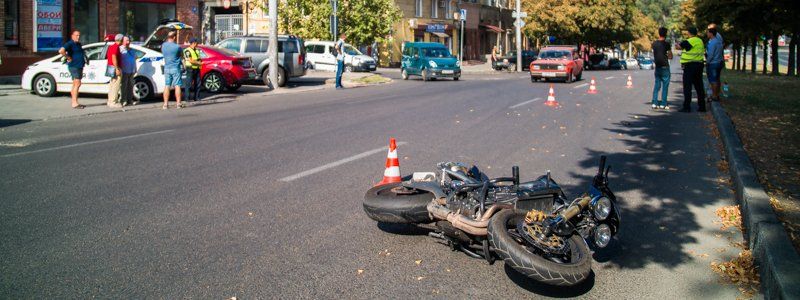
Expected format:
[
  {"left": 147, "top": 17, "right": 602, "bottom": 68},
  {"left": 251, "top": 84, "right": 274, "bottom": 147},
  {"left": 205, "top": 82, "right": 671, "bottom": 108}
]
[{"left": 214, "top": 14, "right": 244, "bottom": 44}]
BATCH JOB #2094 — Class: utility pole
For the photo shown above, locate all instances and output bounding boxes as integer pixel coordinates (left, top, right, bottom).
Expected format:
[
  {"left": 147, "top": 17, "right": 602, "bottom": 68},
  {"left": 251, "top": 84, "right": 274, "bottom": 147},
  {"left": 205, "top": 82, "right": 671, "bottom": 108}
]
[
  {"left": 515, "top": 0, "right": 522, "bottom": 72},
  {"left": 331, "top": 0, "right": 338, "bottom": 40},
  {"left": 268, "top": 0, "right": 278, "bottom": 89}
]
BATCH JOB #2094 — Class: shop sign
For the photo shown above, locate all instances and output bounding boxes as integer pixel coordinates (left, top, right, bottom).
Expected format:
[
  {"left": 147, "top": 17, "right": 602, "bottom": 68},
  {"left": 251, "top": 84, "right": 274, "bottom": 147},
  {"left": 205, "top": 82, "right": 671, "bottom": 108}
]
[
  {"left": 426, "top": 24, "right": 445, "bottom": 33},
  {"left": 34, "top": 0, "right": 63, "bottom": 52}
]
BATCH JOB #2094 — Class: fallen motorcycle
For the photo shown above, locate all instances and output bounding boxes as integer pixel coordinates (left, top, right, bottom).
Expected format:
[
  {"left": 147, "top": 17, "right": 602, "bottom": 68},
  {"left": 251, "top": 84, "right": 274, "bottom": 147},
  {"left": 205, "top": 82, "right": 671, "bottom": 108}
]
[{"left": 363, "top": 156, "right": 620, "bottom": 286}]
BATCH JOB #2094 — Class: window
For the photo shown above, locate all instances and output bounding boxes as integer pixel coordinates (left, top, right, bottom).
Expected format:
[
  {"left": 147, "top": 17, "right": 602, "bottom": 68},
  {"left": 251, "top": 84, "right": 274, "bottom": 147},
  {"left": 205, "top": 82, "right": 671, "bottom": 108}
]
[
  {"left": 282, "top": 40, "right": 298, "bottom": 53},
  {"left": 120, "top": 1, "right": 176, "bottom": 43},
  {"left": 4, "top": 0, "right": 19, "bottom": 46},
  {"left": 314, "top": 45, "right": 325, "bottom": 54},
  {"left": 245, "top": 39, "right": 267, "bottom": 53},
  {"left": 415, "top": 0, "right": 423, "bottom": 17},
  {"left": 127, "top": 48, "right": 146, "bottom": 59},
  {"left": 431, "top": 0, "right": 438, "bottom": 18},
  {"left": 219, "top": 39, "right": 242, "bottom": 52},
  {"left": 75, "top": 0, "right": 100, "bottom": 43},
  {"left": 84, "top": 46, "right": 105, "bottom": 61},
  {"left": 444, "top": 1, "right": 452, "bottom": 19}
]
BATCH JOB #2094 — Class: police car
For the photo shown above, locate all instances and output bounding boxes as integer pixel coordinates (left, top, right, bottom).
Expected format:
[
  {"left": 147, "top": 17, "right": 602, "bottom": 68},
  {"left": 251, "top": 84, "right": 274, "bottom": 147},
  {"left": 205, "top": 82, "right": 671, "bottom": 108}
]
[{"left": 21, "top": 21, "right": 195, "bottom": 101}]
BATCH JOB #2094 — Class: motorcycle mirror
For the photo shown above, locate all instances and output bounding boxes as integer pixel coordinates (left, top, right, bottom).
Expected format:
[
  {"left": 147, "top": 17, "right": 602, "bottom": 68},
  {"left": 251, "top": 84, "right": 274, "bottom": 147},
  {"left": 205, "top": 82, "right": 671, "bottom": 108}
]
[
  {"left": 546, "top": 170, "right": 551, "bottom": 188},
  {"left": 512, "top": 166, "right": 519, "bottom": 186}
]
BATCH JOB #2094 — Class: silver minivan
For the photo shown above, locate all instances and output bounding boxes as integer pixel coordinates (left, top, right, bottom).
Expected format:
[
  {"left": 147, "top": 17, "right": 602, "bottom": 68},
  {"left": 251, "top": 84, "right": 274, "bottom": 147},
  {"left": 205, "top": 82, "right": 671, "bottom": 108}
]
[{"left": 216, "top": 35, "right": 306, "bottom": 87}]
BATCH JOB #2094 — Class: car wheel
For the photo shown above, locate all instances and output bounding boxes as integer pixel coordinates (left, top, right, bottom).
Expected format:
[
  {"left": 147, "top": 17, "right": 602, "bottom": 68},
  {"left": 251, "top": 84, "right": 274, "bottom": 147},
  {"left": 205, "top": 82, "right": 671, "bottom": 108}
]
[
  {"left": 226, "top": 83, "right": 242, "bottom": 92},
  {"left": 422, "top": 68, "right": 430, "bottom": 81},
  {"left": 262, "top": 67, "right": 287, "bottom": 87},
  {"left": 531, "top": 76, "right": 537, "bottom": 83},
  {"left": 33, "top": 74, "right": 56, "bottom": 97},
  {"left": 401, "top": 68, "right": 409, "bottom": 80},
  {"left": 133, "top": 77, "right": 153, "bottom": 101},
  {"left": 203, "top": 71, "right": 225, "bottom": 93},
  {"left": 453, "top": 76, "right": 459, "bottom": 81},
  {"left": 576, "top": 72, "right": 582, "bottom": 81},
  {"left": 345, "top": 65, "right": 353, "bottom": 73}
]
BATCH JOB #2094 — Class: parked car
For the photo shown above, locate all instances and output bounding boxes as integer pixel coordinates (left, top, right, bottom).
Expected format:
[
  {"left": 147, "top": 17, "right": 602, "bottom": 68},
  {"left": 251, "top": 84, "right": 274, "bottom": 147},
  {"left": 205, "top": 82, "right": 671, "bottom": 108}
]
[
  {"left": 529, "top": 45, "right": 583, "bottom": 83},
  {"left": 22, "top": 20, "right": 195, "bottom": 100},
  {"left": 586, "top": 53, "right": 609, "bottom": 70},
  {"left": 493, "top": 50, "right": 537, "bottom": 71},
  {"left": 305, "top": 41, "right": 377, "bottom": 72},
  {"left": 625, "top": 58, "right": 639, "bottom": 69},
  {"left": 609, "top": 58, "right": 625, "bottom": 70},
  {"left": 215, "top": 35, "right": 306, "bottom": 87},
  {"left": 401, "top": 42, "right": 461, "bottom": 81},
  {"left": 189, "top": 45, "right": 257, "bottom": 93},
  {"left": 639, "top": 58, "right": 654, "bottom": 70},
  {"left": 724, "top": 49, "right": 731, "bottom": 61}
]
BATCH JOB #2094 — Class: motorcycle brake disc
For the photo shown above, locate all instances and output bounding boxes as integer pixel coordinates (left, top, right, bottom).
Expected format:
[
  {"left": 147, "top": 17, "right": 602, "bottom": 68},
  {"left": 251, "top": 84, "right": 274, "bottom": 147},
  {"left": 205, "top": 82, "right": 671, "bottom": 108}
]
[{"left": 516, "top": 220, "right": 570, "bottom": 255}]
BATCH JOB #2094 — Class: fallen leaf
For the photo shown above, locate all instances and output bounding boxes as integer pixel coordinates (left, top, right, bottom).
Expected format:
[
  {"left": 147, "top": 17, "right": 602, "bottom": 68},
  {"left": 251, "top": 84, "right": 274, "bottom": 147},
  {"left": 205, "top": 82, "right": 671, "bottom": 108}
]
[
  {"left": 357, "top": 269, "right": 364, "bottom": 275},
  {"left": 415, "top": 260, "right": 422, "bottom": 265},
  {"left": 417, "top": 276, "right": 425, "bottom": 281}
]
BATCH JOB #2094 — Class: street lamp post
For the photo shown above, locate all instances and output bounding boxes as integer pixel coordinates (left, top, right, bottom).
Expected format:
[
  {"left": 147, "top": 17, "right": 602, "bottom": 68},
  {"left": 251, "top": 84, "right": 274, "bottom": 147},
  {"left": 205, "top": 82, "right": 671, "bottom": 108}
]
[
  {"left": 515, "top": 0, "right": 522, "bottom": 72},
  {"left": 268, "top": 0, "right": 278, "bottom": 89}
]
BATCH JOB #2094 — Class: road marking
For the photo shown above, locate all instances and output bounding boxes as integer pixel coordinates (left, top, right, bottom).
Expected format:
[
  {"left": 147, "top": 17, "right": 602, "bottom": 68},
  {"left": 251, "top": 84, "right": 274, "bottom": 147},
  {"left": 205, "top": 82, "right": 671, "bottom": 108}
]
[
  {"left": 279, "top": 142, "right": 408, "bottom": 182},
  {"left": 509, "top": 98, "right": 542, "bottom": 109},
  {"left": 1, "top": 130, "right": 175, "bottom": 158},
  {"left": 605, "top": 76, "right": 615, "bottom": 80},
  {"left": 573, "top": 83, "right": 589, "bottom": 89}
]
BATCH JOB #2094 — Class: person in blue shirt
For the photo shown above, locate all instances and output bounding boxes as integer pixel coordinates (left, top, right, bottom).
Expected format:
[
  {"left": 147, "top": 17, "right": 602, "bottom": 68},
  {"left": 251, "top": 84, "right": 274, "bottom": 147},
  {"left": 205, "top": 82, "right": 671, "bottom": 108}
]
[
  {"left": 706, "top": 24, "right": 724, "bottom": 101},
  {"left": 161, "top": 31, "right": 184, "bottom": 109},
  {"left": 58, "top": 30, "right": 86, "bottom": 109},
  {"left": 120, "top": 36, "right": 138, "bottom": 106}
]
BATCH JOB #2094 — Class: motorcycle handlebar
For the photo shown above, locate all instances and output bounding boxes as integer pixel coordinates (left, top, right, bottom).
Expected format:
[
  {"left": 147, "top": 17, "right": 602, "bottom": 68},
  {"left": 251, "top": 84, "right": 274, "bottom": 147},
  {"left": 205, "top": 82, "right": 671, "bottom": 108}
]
[{"left": 597, "top": 155, "right": 606, "bottom": 177}]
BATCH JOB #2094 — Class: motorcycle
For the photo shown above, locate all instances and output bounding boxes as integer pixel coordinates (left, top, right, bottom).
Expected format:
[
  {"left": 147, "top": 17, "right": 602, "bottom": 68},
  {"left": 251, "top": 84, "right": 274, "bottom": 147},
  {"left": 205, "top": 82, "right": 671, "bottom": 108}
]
[{"left": 363, "top": 156, "right": 620, "bottom": 286}]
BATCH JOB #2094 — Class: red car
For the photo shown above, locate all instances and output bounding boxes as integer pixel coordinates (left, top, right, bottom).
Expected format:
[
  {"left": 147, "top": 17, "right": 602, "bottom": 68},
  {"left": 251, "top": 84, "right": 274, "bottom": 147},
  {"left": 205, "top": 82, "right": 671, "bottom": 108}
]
[
  {"left": 530, "top": 46, "right": 584, "bottom": 83},
  {"left": 188, "top": 45, "right": 257, "bottom": 93}
]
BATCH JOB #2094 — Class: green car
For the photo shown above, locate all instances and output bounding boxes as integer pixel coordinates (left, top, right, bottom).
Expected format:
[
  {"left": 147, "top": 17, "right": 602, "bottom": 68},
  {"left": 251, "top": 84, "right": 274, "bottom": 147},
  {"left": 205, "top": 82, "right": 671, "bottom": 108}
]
[{"left": 401, "top": 42, "right": 461, "bottom": 81}]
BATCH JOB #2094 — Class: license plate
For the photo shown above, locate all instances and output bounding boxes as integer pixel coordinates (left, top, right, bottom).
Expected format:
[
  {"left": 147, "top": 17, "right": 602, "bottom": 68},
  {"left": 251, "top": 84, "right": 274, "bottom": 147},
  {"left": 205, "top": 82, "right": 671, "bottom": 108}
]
[
  {"left": 543, "top": 72, "right": 557, "bottom": 77},
  {"left": 442, "top": 70, "right": 454, "bottom": 74},
  {"left": 248, "top": 71, "right": 256, "bottom": 79}
]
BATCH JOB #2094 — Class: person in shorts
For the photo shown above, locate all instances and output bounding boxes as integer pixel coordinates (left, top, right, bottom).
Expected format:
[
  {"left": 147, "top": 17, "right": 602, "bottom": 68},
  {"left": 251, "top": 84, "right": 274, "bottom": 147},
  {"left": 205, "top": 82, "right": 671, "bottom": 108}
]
[
  {"left": 705, "top": 24, "right": 724, "bottom": 101},
  {"left": 58, "top": 30, "right": 86, "bottom": 109},
  {"left": 161, "top": 31, "right": 183, "bottom": 109}
]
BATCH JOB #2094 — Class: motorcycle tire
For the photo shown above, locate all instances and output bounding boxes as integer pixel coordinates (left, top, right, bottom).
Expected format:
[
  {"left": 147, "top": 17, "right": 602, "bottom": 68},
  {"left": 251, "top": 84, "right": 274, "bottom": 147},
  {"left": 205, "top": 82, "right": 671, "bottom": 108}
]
[
  {"left": 488, "top": 209, "right": 592, "bottom": 286},
  {"left": 363, "top": 182, "right": 434, "bottom": 224}
]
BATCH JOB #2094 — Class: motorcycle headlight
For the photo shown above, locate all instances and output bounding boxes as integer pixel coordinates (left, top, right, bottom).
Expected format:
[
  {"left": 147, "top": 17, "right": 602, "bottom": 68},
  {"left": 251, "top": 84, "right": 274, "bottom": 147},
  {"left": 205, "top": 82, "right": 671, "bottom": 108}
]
[
  {"left": 533, "top": 65, "right": 541, "bottom": 70},
  {"left": 429, "top": 61, "right": 438, "bottom": 68},
  {"left": 557, "top": 65, "right": 565, "bottom": 70},
  {"left": 592, "top": 196, "right": 612, "bottom": 221},
  {"left": 593, "top": 224, "right": 612, "bottom": 248}
]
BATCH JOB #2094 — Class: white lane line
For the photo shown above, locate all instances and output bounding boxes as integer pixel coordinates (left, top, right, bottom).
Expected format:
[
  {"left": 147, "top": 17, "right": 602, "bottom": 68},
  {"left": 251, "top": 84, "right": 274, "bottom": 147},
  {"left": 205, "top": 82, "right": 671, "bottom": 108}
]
[
  {"left": 279, "top": 142, "right": 408, "bottom": 182},
  {"left": 605, "top": 76, "right": 615, "bottom": 80},
  {"left": 1, "top": 130, "right": 175, "bottom": 158},
  {"left": 509, "top": 98, "right": 542, "bottom": 109},
  {"left": 573, "top": 83, "right": 589, "bottom": 89}
]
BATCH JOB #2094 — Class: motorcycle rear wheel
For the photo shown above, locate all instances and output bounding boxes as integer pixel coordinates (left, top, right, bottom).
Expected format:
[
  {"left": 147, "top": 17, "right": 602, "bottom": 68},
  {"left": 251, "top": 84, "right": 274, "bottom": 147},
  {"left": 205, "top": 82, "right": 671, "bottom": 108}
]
[
  {"left": 363, "top": 182, "right": 434, "bottom": 224},
  {"left": 488, "top": 209, "right": 592, "bottom": 286}
]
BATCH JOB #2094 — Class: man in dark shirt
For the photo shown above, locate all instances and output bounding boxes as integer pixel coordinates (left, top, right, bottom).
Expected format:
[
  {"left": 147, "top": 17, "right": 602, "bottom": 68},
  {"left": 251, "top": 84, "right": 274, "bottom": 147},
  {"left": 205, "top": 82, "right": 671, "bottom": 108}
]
[
  {"left": 58, "top": 30, "right": 86, "bottom": 109},
  {"left": 651, "top": 27, "right": 673, "bottom": 109}
]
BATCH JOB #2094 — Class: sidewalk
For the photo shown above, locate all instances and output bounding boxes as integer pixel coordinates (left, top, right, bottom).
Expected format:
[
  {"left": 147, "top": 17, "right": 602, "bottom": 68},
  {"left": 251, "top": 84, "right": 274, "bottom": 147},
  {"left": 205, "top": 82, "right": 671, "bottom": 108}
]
[{"left": 0, "top": 71, "right": 390, "bottom": 123}]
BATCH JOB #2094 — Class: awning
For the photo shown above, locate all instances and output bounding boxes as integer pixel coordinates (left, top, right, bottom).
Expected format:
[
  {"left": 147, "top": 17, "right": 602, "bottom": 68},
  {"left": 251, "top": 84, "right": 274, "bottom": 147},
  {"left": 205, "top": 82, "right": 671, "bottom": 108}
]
[
  {"left": 432, "top": 32, "right": 450, "bottom": 38},
  {"left": 481, "top": 24, "right": 503, "bottom": 33}
]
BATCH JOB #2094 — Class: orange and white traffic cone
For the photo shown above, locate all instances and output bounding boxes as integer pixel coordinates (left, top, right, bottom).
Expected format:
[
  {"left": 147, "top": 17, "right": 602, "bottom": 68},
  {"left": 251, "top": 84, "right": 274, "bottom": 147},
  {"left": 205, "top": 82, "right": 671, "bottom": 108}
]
[
  {"left": 588, "top": 77, "right": 598, "bottom": 94},
  {"left": 375, "top": 137, "right": 401, "bottom": 186},
  {"left": 626, "top": 75, "right": 633, "bottom": 88},
  {"left": 544, "top": 84, "right": 560, "bottom": 107}
]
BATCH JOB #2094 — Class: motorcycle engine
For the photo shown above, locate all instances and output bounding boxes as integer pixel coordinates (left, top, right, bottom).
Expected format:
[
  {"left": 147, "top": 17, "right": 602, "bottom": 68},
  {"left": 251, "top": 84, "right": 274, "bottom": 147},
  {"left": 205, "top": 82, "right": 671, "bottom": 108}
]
[{"left": 447, "top": 188, "right": 481, "bottom": 217}]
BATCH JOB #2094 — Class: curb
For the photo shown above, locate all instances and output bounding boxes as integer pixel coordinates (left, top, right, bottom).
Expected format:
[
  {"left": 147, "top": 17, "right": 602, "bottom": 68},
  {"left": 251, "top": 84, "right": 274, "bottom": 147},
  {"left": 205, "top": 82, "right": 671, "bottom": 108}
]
[{"left": 710, "top": 101, "right": 800, "bottom": 299}]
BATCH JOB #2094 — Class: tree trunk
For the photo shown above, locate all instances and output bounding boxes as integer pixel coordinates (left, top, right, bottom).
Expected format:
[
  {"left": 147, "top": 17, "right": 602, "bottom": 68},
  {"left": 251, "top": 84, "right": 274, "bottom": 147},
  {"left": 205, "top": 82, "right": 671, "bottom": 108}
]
[
  {"left": 771, "top": 32, "right": 780, "bottom": 75},
  {"left": 763, "top": 38, "right": 768, "bottom": 74},
  {"left": 741, "top": 44, "right": 747, "bottom": 70},
  {"left": 789, "top": 32, "right": 797, "bottom": 76},
  {"left": 734, "top": 43, "right": 739, "bottom": 70},
  {"left": 751, "top": 38, "right": 757, "bottom": 73}
]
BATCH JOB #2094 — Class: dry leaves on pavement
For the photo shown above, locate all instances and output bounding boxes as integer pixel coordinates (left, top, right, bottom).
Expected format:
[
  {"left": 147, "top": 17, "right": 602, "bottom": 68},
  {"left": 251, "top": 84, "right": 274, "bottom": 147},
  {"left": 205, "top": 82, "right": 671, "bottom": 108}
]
[
  {"left": 715, "top": 205, "right": 743, "bottom": 231},
  {"left": 710, "top": 250, "right": 760, "bottom": 299}
]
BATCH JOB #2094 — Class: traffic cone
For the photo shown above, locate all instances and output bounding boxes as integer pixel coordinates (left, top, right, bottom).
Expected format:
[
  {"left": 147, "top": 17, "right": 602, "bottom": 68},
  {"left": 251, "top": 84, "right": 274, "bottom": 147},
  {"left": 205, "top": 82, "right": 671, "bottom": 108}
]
[
  {"left": 588, "top": 77, "right": 598, "bottom": 94},
  {"left": 375, "top": 138, "right": 401, "bottom": 186},
  {"left": 626, "top": 75, "right": 633, "bottom": 88},
  {"left": 544, "top": 84, "right": 559, "bottom": 107}
]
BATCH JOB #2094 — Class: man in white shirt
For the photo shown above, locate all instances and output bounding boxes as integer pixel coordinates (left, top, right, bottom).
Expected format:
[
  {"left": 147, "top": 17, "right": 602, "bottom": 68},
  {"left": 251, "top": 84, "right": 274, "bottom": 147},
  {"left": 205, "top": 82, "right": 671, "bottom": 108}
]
[{"left": 335, "top": 33, "right": 347, "bottom": 89}]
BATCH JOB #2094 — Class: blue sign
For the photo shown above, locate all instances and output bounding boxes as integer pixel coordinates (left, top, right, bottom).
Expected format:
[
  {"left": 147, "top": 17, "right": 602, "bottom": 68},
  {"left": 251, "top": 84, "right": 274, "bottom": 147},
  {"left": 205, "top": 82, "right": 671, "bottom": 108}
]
[
  {"left": 426, "top": 24, "right": 445, "bottom": 33},
  {"left": 34, "top": 0, "right": 63, "bottom": 52},
  {"left": 460, "top": 9, "right": 467, "bottom": 21}
]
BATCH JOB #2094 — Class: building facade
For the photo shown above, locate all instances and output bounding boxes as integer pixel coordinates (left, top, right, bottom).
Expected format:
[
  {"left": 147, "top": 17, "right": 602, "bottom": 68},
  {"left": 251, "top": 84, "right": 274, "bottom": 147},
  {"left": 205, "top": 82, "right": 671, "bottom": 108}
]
[{"left": 1, "top": 0, "right": 201, "bottom": 76}]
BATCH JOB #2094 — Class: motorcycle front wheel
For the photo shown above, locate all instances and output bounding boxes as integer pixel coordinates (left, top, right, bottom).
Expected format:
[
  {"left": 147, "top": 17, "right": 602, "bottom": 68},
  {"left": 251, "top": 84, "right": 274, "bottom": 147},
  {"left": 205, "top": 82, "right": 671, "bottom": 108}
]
[{"left": 488, "top": 209, "right": 592, "bottom": 286}]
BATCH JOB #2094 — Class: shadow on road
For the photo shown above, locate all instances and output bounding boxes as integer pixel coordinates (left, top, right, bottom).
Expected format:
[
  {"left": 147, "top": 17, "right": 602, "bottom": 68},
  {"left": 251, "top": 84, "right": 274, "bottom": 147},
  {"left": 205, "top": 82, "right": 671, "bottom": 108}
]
[
  {"left": 566, "top": 110, "right": 727, "bottom": 270},
  {"left": 0, "top": 119, "right": 31, "bottom": 128}
]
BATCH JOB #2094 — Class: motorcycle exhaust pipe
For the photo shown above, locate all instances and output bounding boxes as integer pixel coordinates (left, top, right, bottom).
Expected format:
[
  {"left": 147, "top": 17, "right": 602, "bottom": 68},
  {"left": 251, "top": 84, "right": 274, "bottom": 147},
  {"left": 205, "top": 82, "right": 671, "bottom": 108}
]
[{"left": 427, "top": 200, "right": 512, "bottom": 236}]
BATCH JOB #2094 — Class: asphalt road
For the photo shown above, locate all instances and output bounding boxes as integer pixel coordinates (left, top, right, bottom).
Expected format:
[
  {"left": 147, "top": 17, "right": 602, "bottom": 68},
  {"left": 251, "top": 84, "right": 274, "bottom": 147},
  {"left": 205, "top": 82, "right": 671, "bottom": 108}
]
[{"left": 1, "top": 64, "right": 747, "bottom": 298}]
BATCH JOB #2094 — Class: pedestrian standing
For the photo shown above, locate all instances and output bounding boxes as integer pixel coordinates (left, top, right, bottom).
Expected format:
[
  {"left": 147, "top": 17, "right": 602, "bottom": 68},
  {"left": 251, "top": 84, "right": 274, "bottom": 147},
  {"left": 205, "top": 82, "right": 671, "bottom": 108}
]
[
  {"left": 705, "top": 24, "right": 724, "bottom": 101},
  {"left": 58, "top": 30, "right": 86, "bottom": 109},
  {"left": 335, "top": 33, "right": 347, "bottom": 89},
  {"left": 161, "top": 31, "right": 183, "bottom": 109},
  {"left": 183, "top": 38, "right": 202, "bottom": 101},
  {"left": 651, "top": 27, "right": 673, "bottom": 109},
  {"left": 678, "top": 27, "right": 706, "bottom": 112},
  {"left": 120, "top": 35, "right": 137, "bottom": 106},
  {"left": 491, "top": 46, "right": 499, "bottom": 69},
  {"left": 106, "top": 34, "right": 124, "bottom": 108}
]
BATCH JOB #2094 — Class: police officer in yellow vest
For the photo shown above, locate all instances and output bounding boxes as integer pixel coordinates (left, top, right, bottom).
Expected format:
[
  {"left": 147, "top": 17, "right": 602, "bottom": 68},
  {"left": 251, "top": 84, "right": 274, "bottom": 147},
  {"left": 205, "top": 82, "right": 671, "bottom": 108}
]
[
  {"left": 183, "top": 38, "right": 202, "bottom": 101},
  {"left": 678, "top": 27, "right": 706, "bottom": 112}
]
